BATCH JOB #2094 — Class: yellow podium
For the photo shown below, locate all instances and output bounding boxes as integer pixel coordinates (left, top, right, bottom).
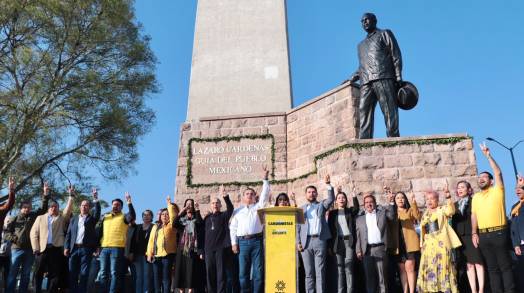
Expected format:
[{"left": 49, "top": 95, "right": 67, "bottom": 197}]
[{"left": 258, "top": 207, "right": 304, "bottom": 293}]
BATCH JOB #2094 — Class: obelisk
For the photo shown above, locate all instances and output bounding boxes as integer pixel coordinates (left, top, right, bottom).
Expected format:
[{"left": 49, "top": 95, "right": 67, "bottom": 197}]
[{"left": 186, "top": 0, "right": 293, "bottom": 120}]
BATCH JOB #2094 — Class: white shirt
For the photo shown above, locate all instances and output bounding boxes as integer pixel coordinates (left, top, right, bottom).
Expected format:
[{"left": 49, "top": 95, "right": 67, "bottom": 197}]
[
  {"left": 75, "top": 214, "right": 88, "bottom": 244},
  {"left": 365, "top": 210, "right": 382, "bottom": 244},
  {"left": 229, "top": 180, "right": 270, "bottom": 245},
  {"left": 47, "top": 215, "right": 57, "bottom": 244},
  {"left": 306, "top": 203, "right": 321, "bottom": 236},
  {"left": 337, "top": 210, "right": 351, "bottom": 236}
]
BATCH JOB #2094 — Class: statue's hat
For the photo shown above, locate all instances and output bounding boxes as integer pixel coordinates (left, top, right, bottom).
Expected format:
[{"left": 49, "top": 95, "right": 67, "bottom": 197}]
[{"left": 397, "top": 81, "right": 419, "bottom": 110}]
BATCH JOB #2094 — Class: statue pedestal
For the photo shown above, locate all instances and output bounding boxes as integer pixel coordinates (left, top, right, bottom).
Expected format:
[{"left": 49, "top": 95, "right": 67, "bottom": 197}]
[{"left": 175, "top": 83, "right": 478, "bottom": 209}]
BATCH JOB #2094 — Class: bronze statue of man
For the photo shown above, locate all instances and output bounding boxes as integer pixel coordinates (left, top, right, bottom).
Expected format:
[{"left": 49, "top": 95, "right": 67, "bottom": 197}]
[{"left": 350, "top": 13, "right": 402, "bottom": 139}]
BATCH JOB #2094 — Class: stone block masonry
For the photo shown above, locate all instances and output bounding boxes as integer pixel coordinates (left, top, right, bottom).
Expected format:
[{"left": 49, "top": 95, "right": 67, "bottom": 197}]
[{"left": 175, "top": 83, "right": 478, "bottom": 211}]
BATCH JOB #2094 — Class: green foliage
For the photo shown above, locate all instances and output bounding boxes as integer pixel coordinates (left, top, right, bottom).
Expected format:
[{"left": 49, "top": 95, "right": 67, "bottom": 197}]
[
  {"left": 186, "top": 135, "right": 470, "bottom": 187},
  {"left": 0, "top": 0, "right": 158, "bottom": 202}
]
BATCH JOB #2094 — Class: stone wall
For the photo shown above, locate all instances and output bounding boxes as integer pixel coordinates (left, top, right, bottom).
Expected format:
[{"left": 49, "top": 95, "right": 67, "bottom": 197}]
[
  {"left": 175, "top": 112, "right": 289, "bottom": 205},
  {"left": 286, "top": 85, "right": 360, "bottom": 178},
  {"left": 175, "top": 83, "right": 478, "bottom": 210},
  {"left": 287, "top": 134, "right": 477, "bottom": 207}
]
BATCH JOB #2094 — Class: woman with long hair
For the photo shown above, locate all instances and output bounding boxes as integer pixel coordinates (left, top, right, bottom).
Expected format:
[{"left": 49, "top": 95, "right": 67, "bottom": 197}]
[
  {"left": 392, "top": 191, "right": 421, "bottom": 293},
  {"left": 173, "top": 198, "right": 204, "bottom": 293},
  {"left": 452, "top": 181, "right": 485, "bottom": 293},
  {"left": 146, "top": 196, "right": 179, "bottom": 293},
  {"left": 274, "top": 192, "right": 297, "bottom": 207},
  {"left": 328, "top": 185, "right": 359, "bottom": 293},
  {"left": 417, "top": 188, "right": 461, "bottom": 293}
]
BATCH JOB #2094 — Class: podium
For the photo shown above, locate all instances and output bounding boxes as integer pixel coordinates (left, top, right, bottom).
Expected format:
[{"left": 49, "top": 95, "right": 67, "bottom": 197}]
[{"left": 258, "top": 207, "right": 304, "bottom": 293}]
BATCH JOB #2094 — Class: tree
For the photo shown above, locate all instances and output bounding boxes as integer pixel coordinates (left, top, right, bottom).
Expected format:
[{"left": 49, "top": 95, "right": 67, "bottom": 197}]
[{"left": 0, "top": 0, "right": 158, "bottom": 203}]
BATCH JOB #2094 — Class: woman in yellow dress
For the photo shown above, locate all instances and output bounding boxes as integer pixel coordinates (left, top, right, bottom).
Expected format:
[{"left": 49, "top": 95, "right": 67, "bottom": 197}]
[{"left": 417, "top": 188, "right": 461, "bottom": 293}]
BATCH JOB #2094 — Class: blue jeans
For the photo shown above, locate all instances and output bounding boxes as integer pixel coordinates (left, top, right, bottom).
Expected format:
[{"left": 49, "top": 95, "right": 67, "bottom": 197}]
[
  {"left": 133, "top": 255, "right": 152, "bottom": 293},
  {"left": 153, "top": 254, "right": 174, "bottom": 293},
  {"left": 238, "top": 238, "right": 263, "bottom": 293},
  {"left": 69, "top": 247, "right": 94, "bottom": 293},
  {"left": 7, "top": 248, "right": 34, "bottom": 293},
  {"left": 99, "top": 247, "right": 124, "bottom": 293}
]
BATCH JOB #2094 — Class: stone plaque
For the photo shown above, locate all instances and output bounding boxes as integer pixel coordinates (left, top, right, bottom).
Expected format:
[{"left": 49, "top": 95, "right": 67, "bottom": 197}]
[{"left": 188, "top": 137, "right": 273, "bottom": 185}]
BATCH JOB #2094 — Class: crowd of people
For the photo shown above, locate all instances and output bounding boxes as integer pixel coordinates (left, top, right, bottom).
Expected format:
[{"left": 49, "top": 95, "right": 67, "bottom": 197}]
[{"left": 0, "top": 144, "right": 523, "bottom": 293}]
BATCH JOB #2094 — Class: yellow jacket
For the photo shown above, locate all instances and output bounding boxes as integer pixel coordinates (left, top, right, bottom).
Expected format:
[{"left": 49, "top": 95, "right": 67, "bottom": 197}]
[
  {"left": 420, "top": 199, "right": 462, "bottom": 249},
  {"left": 101, "top": 213, "right": 128, "bottom": 248},
  {"left": 147, "top": 203, "right": 179, "bottom": 257},
  {"left": 388, "top": 201, "right": 422, "bottom": 254}
]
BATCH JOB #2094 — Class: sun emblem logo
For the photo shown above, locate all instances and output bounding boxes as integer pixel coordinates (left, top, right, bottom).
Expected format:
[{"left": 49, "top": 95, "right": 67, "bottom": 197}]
[{"left": 275, "top": 280, "right": 286, "bottom": 292}]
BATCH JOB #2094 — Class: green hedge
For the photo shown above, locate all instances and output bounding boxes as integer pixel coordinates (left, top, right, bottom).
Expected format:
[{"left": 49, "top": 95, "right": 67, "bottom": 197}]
[{"left": 186, "top": 135, "right": 470, "bottom": 188}]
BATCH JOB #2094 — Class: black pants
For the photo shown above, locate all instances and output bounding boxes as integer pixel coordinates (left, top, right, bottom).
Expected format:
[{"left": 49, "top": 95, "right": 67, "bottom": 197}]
[
  {"left": 516, "top": 245, "right": 524, "bottom": 293},
  {"left": 0, "top": 255, "right": 10, "bottom": 291},
  {"left": 34, "top": 245, "right": 67, "bottom": 293},
  {"left": 359, "top": 79, "right": 399, "bottom": 139},
  {"left": 479, "top": 229, "right": 515, "bottom": 293},
  {"left": 205, "top": 248, "right": 227, "bottom": 293}
]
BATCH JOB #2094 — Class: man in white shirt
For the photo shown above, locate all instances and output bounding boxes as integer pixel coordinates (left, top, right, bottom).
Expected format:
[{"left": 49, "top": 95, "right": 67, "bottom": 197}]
[
  {"left": 297, "top": 175, "right": 335, "bottom": 293},
  {"left": 355, "top": 193, "right": 396, "bottom": 293},
  {"left": 229, "top": 167, "right": 270, "bottom": 293}
]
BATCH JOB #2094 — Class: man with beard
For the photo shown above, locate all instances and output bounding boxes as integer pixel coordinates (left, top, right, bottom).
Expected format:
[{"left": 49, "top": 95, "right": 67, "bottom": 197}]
[
  {"left": 471, "top": 143, "right": 515, "bottom": 293},
  {"left": 297, "top": 175, "right": 335, "bottom": 293},
  {"left": 98, "top": 192, "right": 136, "bottom": 293}
]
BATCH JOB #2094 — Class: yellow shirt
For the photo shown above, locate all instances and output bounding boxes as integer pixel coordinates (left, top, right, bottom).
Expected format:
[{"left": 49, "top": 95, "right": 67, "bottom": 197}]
[
  {"left": 101, "top": 213, "right": 129, "bottom": 248},
  {"left": 472, "top": 185, "right": 507, "bottom": 229},
  {"left": 146, "top": 204, "right": 178, "bottom": 257}
]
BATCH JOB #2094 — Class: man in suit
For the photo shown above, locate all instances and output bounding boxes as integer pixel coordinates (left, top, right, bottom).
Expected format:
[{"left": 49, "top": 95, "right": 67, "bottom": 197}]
[
  {"left": 64, "top": 188, "right": 101, "bottom": 293},
  {"left": 30, "top": 184, "right": 74, "bottom": 293},
  {"left": 355, "top": 193, "right": 396, "bottom": 293},
  {"left": 297, "top": 174, "right": 335, "bottom": 293}
]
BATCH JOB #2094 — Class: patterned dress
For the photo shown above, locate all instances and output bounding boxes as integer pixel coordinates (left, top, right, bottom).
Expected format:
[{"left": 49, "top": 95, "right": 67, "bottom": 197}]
[{"left": 417, "top": 200, "right": 460, "bottom": 293}]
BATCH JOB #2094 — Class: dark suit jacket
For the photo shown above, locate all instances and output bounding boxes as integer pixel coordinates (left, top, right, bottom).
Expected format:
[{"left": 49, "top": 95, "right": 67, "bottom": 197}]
[
  {"left": 328, "top": 196, "right": 360, "bottom": 251},
  {"left": 355, "top": 204, "right": 396, "bottom": 256},
  {"left": 64, "top": 201, "right": 101, "bottom": 252},
  {"left": 510, "top": 202, "right": 524, "bottom": 248},
  {"left": 297, "top": 186, "right": 335, "bottom": 248},
  {"left": 451, "top": 198, "right": 473, "bottom": 237}
]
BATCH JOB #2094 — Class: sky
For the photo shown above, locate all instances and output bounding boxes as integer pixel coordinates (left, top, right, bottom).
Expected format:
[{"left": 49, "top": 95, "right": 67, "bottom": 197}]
[{"left": 93, "top": 0, "right": 524, "bottom": 215}]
